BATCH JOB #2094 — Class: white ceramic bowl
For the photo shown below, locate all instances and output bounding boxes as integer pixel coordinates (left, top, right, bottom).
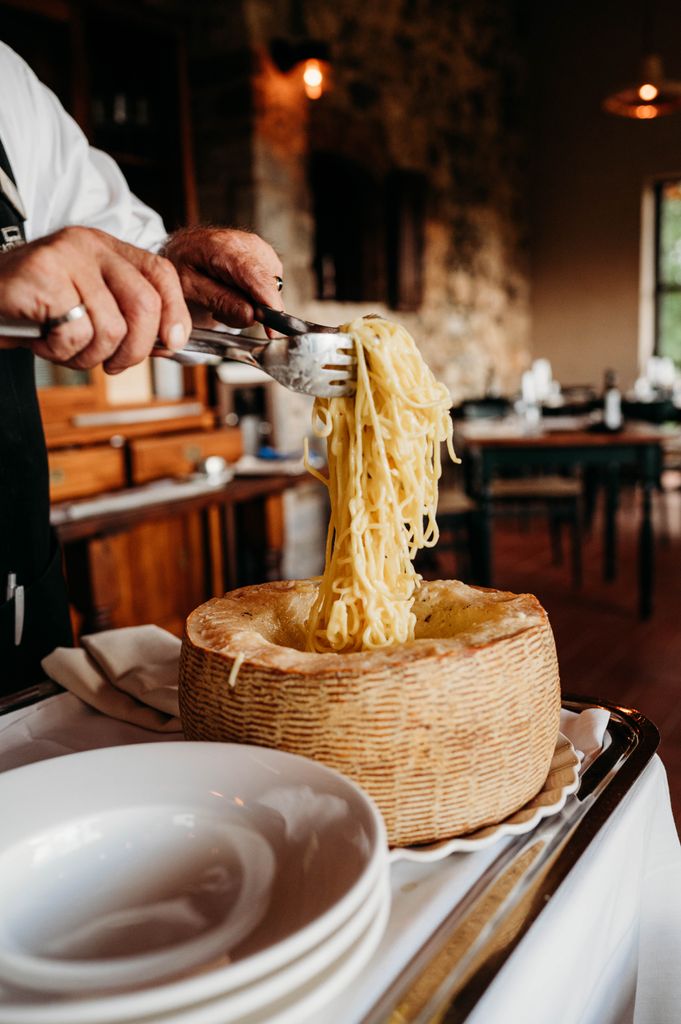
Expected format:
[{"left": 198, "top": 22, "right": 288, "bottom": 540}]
[
  {"left": 0, "top": 742, "right": 386, "bottom": 1014},
  {"left": 144, "top": 875, "right": 392, "bottom": 1024},
  {"left": 139, "top": 871, "right": 390, "bottom": 1024},
  {"left": 0, "top": 813, "right": 276, "bottom": 993}
]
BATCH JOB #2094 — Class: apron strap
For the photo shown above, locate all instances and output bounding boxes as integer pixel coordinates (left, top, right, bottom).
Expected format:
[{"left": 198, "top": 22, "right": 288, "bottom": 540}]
[{"left": 0, "top": 133, "right": 73, "bottom": 689}]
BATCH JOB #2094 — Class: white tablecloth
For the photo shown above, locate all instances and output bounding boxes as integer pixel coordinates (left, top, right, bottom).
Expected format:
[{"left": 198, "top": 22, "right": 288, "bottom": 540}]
[
  {"left": 1, "top": 694, "right": 680, "bottom": 1024},
  {"left": 322, "top": 755, "right": 681, "bottom": 1024}
]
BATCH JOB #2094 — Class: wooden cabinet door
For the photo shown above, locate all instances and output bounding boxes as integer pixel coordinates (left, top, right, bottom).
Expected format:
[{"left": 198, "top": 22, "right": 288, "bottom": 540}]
[{"left": 66, "top": 510, "right": 207, "bottom": 638}]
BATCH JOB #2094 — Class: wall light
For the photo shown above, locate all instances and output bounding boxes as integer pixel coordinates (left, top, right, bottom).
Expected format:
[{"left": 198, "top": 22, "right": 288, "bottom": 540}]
[
  {"left": 270, "top": 39, "right": 330, "bottom": 100},
  {"left": 302, "top": 59, "right": 324, "bottom": 100}
]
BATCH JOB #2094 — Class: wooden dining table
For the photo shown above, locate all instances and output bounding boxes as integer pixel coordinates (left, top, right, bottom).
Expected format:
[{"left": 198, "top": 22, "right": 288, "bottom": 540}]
[{"left": 456, "top": 418, "right": 666, "bottom": 618}]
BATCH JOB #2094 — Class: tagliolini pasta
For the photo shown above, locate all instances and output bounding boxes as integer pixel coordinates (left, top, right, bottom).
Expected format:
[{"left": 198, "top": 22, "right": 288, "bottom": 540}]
[{"left": 304, "top": 317, "right": 458, "bottom": 653}]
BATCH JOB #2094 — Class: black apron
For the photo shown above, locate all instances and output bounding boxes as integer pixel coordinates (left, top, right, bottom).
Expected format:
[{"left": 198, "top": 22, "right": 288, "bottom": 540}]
[{"left": 0, "top": 137, "right": 73, "bottom": 693}]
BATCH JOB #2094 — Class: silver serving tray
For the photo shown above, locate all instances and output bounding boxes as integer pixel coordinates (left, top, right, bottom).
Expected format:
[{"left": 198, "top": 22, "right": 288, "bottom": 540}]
[{"left": 361, "top": 695, "right": 659, "bottom": 1023}]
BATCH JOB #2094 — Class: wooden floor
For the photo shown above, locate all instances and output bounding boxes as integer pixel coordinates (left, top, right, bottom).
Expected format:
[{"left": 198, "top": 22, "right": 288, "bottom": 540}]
[{"left": 433, "top": 482, "right": 681, "bottom": 835}]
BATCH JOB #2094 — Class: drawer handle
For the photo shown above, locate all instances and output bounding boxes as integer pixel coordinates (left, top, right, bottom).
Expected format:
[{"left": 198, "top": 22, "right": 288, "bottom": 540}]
[
  {"left": 49, "top": 467, "right": 66, "bottom": 485},
  {"left": 183, "top": 444, "right": 203, "bottom": 463}
]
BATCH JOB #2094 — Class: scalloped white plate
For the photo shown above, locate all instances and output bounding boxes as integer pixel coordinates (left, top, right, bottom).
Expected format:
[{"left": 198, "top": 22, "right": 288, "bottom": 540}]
[{"left": 390, "top": 732, "right": 580, "bottom": 863}]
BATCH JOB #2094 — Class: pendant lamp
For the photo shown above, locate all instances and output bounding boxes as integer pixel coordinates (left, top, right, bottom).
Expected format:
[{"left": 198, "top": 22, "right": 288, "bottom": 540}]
[{"left": 603, "top": 53, "right": 681, "bottom": 120}]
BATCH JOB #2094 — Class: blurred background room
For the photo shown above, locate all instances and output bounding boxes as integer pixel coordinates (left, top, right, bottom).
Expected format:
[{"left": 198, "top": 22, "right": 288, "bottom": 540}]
[{"left": 2, "top": 0, "right": 680, "bottom": 823}]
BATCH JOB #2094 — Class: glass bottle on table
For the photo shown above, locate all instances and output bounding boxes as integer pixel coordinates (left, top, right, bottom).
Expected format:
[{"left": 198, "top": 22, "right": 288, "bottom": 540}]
[
  {"left": 603, "top": 368, "right": 623, "bottom": 432},
  {"left": 520, "top": 369, "right": 542, "bottom": 433}
]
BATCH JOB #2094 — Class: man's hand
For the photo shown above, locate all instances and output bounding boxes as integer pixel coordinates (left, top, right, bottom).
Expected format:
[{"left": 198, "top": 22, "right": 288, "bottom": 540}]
[
  {"left": 0, "top": 227, "right": 192, "bottom": 373},
  {"left": 162, "top": 227, "right": 284, "bottom": 328}
]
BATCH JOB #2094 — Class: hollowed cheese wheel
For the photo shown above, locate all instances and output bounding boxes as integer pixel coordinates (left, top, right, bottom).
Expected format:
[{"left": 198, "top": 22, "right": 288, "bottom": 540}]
[{"left": 179, "top": 579, "right": 561, "bottom": 847}]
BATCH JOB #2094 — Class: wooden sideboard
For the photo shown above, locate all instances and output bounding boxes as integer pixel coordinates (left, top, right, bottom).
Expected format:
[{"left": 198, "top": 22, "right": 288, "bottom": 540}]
[{"left": 55, "top": 473, "right": 313, "bottom": 639}]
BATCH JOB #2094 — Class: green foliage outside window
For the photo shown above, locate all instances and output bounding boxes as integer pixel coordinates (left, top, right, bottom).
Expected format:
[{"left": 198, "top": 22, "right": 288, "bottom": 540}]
[{"left": 657, "top": 181, "right": 681, "bottom": 366}]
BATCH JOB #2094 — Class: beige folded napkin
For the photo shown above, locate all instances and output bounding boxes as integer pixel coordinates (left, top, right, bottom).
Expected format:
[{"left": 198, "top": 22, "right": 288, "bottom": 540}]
[{"left": 42, "top": 625, "right": 182, "bottom": 732}]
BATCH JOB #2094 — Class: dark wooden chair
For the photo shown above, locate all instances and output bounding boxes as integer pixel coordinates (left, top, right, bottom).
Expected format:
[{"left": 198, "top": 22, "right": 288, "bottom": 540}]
[
  {"left": 486, "top": 474, "right": 583, "bottom": 588},
  {"left": 459, "top": 446, "right": 583, "bottom": 588},
  {"left": 450, "top": 406, "right": 584, "bottom": 588},
  {"left": 415, "top": 486, "right": 483, "bottom": 583},
  {"left": 434, "top": 487, "right": 484, "bottom": 583}
]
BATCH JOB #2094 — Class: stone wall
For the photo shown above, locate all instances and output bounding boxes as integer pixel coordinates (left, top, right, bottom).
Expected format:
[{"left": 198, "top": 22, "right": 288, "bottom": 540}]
[{"left": 186, "top": 0, "right": 531, "bottom": 400}]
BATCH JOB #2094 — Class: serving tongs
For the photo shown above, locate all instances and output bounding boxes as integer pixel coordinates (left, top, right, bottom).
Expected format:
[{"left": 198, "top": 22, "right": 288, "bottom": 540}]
[{"left": 0, "top": 305, "right": 356, "bottom": 398}]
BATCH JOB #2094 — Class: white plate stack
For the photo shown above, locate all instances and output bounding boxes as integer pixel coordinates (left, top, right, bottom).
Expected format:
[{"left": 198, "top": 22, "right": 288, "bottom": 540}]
[{"left": 0, "top": 743, "right": 390, "bottom": 1024}]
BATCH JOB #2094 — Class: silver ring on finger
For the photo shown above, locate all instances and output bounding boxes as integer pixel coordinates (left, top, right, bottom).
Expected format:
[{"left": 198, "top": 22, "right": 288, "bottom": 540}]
[{"left": 42, "top": 303, "right": 88, "bottom": 336}]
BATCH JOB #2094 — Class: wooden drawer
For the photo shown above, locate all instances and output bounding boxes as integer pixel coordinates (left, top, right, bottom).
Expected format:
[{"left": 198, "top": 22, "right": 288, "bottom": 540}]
[
  {"left": 49, "top": 445, "right": 126, "bottom": 503},
  {"left": 130, "top": 428, "right": 243, "bottom": 484}
]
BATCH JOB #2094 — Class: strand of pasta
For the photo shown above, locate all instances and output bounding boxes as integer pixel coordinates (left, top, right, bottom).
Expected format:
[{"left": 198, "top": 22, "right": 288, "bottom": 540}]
[{"left": 304, "top": 317, "right": 458, "bottom": 653}]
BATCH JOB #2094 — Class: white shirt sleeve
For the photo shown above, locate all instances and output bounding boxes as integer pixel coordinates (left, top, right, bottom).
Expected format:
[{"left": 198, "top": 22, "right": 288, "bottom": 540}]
[{"left": 0, "top": 41, "right": 168, "bottom": 250}]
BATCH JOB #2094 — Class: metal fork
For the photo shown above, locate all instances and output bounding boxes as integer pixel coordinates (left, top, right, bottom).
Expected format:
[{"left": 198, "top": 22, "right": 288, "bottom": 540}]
[{"left": 0, "top": 309, "right": 357, "bottom": 398}]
